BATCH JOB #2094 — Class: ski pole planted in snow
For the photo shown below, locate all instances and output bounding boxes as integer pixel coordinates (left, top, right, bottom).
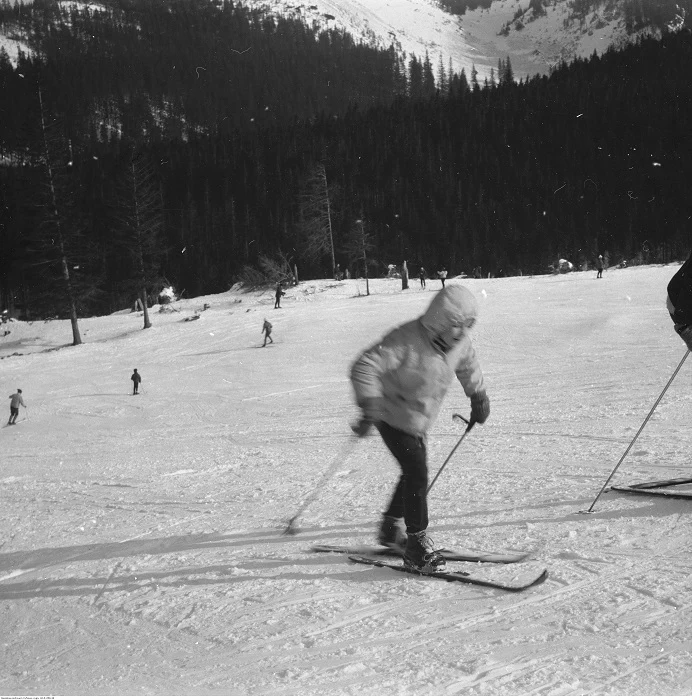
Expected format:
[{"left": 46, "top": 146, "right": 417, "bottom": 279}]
[
  {"left": 427, "top": 414, "right": 473, "bottom": 495},
  {"left": 283, "top": 433, "right": 359, "bottom": 535},
  {"left": 581, "top": 349, "right": 690, "bottom": 514}
]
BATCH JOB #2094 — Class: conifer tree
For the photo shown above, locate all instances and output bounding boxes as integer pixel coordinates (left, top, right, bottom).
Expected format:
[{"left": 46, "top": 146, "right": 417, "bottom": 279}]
[
  {"left": 471, "top": 64, "right": 480, "bottom": 90},
  {"left": 408, "top": 56, "right": 424, "bottom": 100},
  {"left": 36, "top": 87, "right": 83, "bottom": 345},
  {"left": 437, "top": 54, "right": 447, "bottom": 95},
  {"left": 298, "top": 162, "right": 337, "bottom": 276},
  {"left": 499, "top": 56, "right": 514, "bottom": 84},
  {"left": 345, "top": 218, "right": 375, "bottom": 295},
  {"left": 113, "top": 150, "right": 165, "bottom": 329}
]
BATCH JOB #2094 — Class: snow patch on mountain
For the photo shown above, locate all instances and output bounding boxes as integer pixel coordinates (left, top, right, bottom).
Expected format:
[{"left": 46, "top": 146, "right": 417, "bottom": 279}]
[
  {"left": 0, "top": 0, "right": 642, "bottom": 81},
  {"left": 0, "top": 32, "right": 30, "bottom": 65},
  {"left": 241, "top": 0, "right": 634, "bottom": 80}
]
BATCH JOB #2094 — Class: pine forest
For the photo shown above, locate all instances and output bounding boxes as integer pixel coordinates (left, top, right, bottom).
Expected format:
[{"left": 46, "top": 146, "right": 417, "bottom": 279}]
[{"left": 1, "top": 0, "right": 691, "bottom": 320}]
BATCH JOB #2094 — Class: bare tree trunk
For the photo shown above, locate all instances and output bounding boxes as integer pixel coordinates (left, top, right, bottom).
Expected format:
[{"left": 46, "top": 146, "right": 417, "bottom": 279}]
[
  {"left": 38, "top": 87, "right": 82, "bottom": 345},
  {"left": 318, "top": 164, "right": 336, "bottom": 275},
  {"left": 129, "top": 156, "right": 156, "bottom": 330},
  {"left": 358, "top": 220, "right": 370, "bottom": 296},
  {"left": 402, "top": 260, "right": 409, "bottom": 290},
  {"left": 300, "top": 163, "right": 336, "bottom": 274},
  {"left": 140, "top": 287, "right": 151, "bottom": 329},
  {"left": 62, "top": 256, "right": 82, "bottom": 344}
]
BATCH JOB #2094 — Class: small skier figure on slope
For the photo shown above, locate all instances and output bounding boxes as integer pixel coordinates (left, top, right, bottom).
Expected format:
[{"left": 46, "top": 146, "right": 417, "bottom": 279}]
[
  {"left": 7, "top": 389, "right": 25, "bottom": 425},
  {"left": 438, "top": 267, "right": 448, "bottom": 288},
  {"left": 419, "top": 267, "right": 426, "bottom": 289},
  {"left": 597, "top": 255, "right": 604, "bottom": 279},
  {"left": 262, "top": 318, "right": 273, "bottom": 346},
  {"left": 131, "top": 369, "right": 142, "bottom": 395},
  {"left": 350, "top": 284, "right": 490, "bottom": 573},
  {"left": 274, "top": 282, "right": 286, "bottom": 309}
]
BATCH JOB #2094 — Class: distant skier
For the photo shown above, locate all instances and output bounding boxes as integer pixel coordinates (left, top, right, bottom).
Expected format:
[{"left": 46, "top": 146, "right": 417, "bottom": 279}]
[
  {"left": 274, "top": 282, "right": 285, "bottom": 309},
  {"left": 350, "top": 284, "right": 490, "bottom": 573},
  {"left": 438, "top": 267, "right": 448, "bottom": 288},
  {"left": 262, "top": 318, "right": 273, "bottom": 346},
  {"left": 419, "top": 267, "right": 426, "bottom": 289},
  {"left": 7, "top": 389, "right": 25, "bottom": 425},
  {"left": 667, "top": 252, "right": 692, "bottom": 352},
  {"left": 131, "top": 369, "right": 142, "bottom": 395},
  {"left": 597, "top": 255, "right": 604, "bottom": 279}
]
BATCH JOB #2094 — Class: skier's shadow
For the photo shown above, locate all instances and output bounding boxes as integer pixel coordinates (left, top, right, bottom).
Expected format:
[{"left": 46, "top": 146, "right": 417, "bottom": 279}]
[
  {"left": 0, "top": 526, "right": 373, "bottom": 601},
  {"left": 0, "top": 559, "right": 364, "bottom": 602},
  {"left": 183, "top": 347, "right": 248, "bottom": 356},
  {"left": 435, "top": 492, "right": 692, "bottom": 533},
  {"left": 0, "top": 530, "right": 272, "bottom": 574},
  {"left": 0, "top": 524, "right": 371, "bottom": 577}
]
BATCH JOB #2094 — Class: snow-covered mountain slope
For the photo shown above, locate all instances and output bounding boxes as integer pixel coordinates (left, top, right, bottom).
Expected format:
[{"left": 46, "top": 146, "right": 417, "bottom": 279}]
[
  {"left": 0, "top": 31, "right": 30, "bottom": 65},
  {"left": 244, "top": 0, "right": 634, "bottom": 80},
  {"left": 1, "top": 0, "right": 638, "bottom": 80},
  {"left": 2, "top": 265, "right": 692, "bottom": 694}
]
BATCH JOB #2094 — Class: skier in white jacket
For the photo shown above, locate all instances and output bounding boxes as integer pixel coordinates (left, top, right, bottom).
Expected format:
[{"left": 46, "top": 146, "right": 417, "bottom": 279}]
[{"left": 350, "top": 284, "right": 490, "bottom": 572}]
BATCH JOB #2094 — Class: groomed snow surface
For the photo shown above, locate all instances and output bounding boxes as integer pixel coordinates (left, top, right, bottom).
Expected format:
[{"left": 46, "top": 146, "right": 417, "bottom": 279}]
[{"left": 2, "top": 265, "right": 692, "bottom": 695}]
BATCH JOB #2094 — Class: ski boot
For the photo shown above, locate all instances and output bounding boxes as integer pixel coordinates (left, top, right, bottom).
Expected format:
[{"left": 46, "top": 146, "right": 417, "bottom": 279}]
[
  {"left": 403, "top": 530, "right": 446, "bottom": 572},
  {"left": 377, "top": 515, "right": 407, "bottom": 554}
]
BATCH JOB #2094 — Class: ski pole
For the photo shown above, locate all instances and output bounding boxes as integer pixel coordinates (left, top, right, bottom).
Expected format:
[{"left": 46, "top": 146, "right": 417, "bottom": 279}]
[
  {"left": 427, "top": 414, "right": 473, "bottom": 495},
  {"left": 283, "top": 433, "right": 359, "bottom": 535},
  {"left": 581, "top": 349, "right": 690, "bottom": 514}
]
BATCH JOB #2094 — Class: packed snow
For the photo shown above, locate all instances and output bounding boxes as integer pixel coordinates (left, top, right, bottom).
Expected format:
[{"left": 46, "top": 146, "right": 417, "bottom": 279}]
[{"left": 2, "top": 264, "right": 692, "bottom": 695}]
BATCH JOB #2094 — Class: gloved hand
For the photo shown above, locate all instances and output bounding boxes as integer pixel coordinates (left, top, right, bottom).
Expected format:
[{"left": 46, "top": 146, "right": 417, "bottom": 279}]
[
  {"left": 351, "top": 417, "right": 374, "bottom": 437},
  {"left": 675, "top": 323, "right": 692, "bottom": 352},
  {"left": 351, "top": 397, "right": 384, "bottom": 437},
  {"left": 470, "top": 390, "right": 490, "bottom": 425}
]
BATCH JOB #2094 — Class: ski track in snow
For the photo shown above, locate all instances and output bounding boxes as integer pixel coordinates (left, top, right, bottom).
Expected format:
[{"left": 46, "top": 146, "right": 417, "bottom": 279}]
[{"left": 1, "top": 266, "right": 692, "bottom": 694}]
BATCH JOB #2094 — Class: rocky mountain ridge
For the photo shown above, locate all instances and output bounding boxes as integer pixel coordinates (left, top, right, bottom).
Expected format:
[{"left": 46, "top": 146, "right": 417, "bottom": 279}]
[
  {"left": 1, "top": 0, "right": 680, "bottom": 81},
  {"left": 239, "top": 0, "right": 671, "bottom": 80}
]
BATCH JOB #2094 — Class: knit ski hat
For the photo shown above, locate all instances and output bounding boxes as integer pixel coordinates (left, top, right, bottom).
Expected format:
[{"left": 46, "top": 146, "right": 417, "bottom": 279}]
[{"left": 420, "top": 284, "right": 479, "bottom": 336}]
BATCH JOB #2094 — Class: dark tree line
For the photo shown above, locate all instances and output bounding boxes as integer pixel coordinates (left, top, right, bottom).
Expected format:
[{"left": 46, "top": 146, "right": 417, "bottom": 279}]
[
  {"left": 1, "top": 0, "right": 691, "bottom": 320},
  {"left": 437, "top": 0, "right": 494, "bottom": 15}
]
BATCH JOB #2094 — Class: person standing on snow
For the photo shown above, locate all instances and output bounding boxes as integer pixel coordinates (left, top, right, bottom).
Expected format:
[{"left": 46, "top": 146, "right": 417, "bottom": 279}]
[
  {"left": 667, "top": 252, "right": 692, "bottom": 352},
  {"left": 596, "top": 255, "right": 604, "bottom": 279},
  {"left": 7, "top": 389, "right": 26, "bottom": 425},
  {"left": 419, "top": 267, "right": 426, "bottom": 289},
  {"left": 131, "top": 369, "right": 142, "bottom": 395},
  {"left": 274, "top": 282, "right": 285, "bottom": 309},
  {"left": 262, "top": 318, "right": 273, "bottom": 346},
  {"left": 438, "top": 267, "right": 448, "bottom": 288},
  {"left": 350, "top": 284, "right": 490, "bottom": 573}
]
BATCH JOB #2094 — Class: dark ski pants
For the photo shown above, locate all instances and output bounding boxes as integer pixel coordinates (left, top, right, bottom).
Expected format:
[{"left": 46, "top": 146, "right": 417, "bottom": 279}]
[{"left": 377, "top": 421, "right": 429, "bottom": 534}]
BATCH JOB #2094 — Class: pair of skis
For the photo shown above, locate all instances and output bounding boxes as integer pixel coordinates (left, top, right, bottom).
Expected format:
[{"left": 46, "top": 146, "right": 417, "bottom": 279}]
[{"left": 313, "top": 544, "right": 548, "bottom": 591}]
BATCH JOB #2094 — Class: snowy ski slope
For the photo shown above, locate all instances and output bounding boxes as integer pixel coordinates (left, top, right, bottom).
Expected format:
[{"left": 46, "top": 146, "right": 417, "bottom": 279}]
[{"left": 1, "top": 264, "right": 692, "bottom": 694}]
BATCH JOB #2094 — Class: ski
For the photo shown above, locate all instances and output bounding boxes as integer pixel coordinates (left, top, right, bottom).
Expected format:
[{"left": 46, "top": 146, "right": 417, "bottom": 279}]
[
  {"left": 611, "top": 484, "right": 692, "bottom": 500},
  {"left": 312, "top": 543, "right": 528, "bottom": 564},
  {"left": 348, "top": 555, "right": 548, "bottom": 591}
]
